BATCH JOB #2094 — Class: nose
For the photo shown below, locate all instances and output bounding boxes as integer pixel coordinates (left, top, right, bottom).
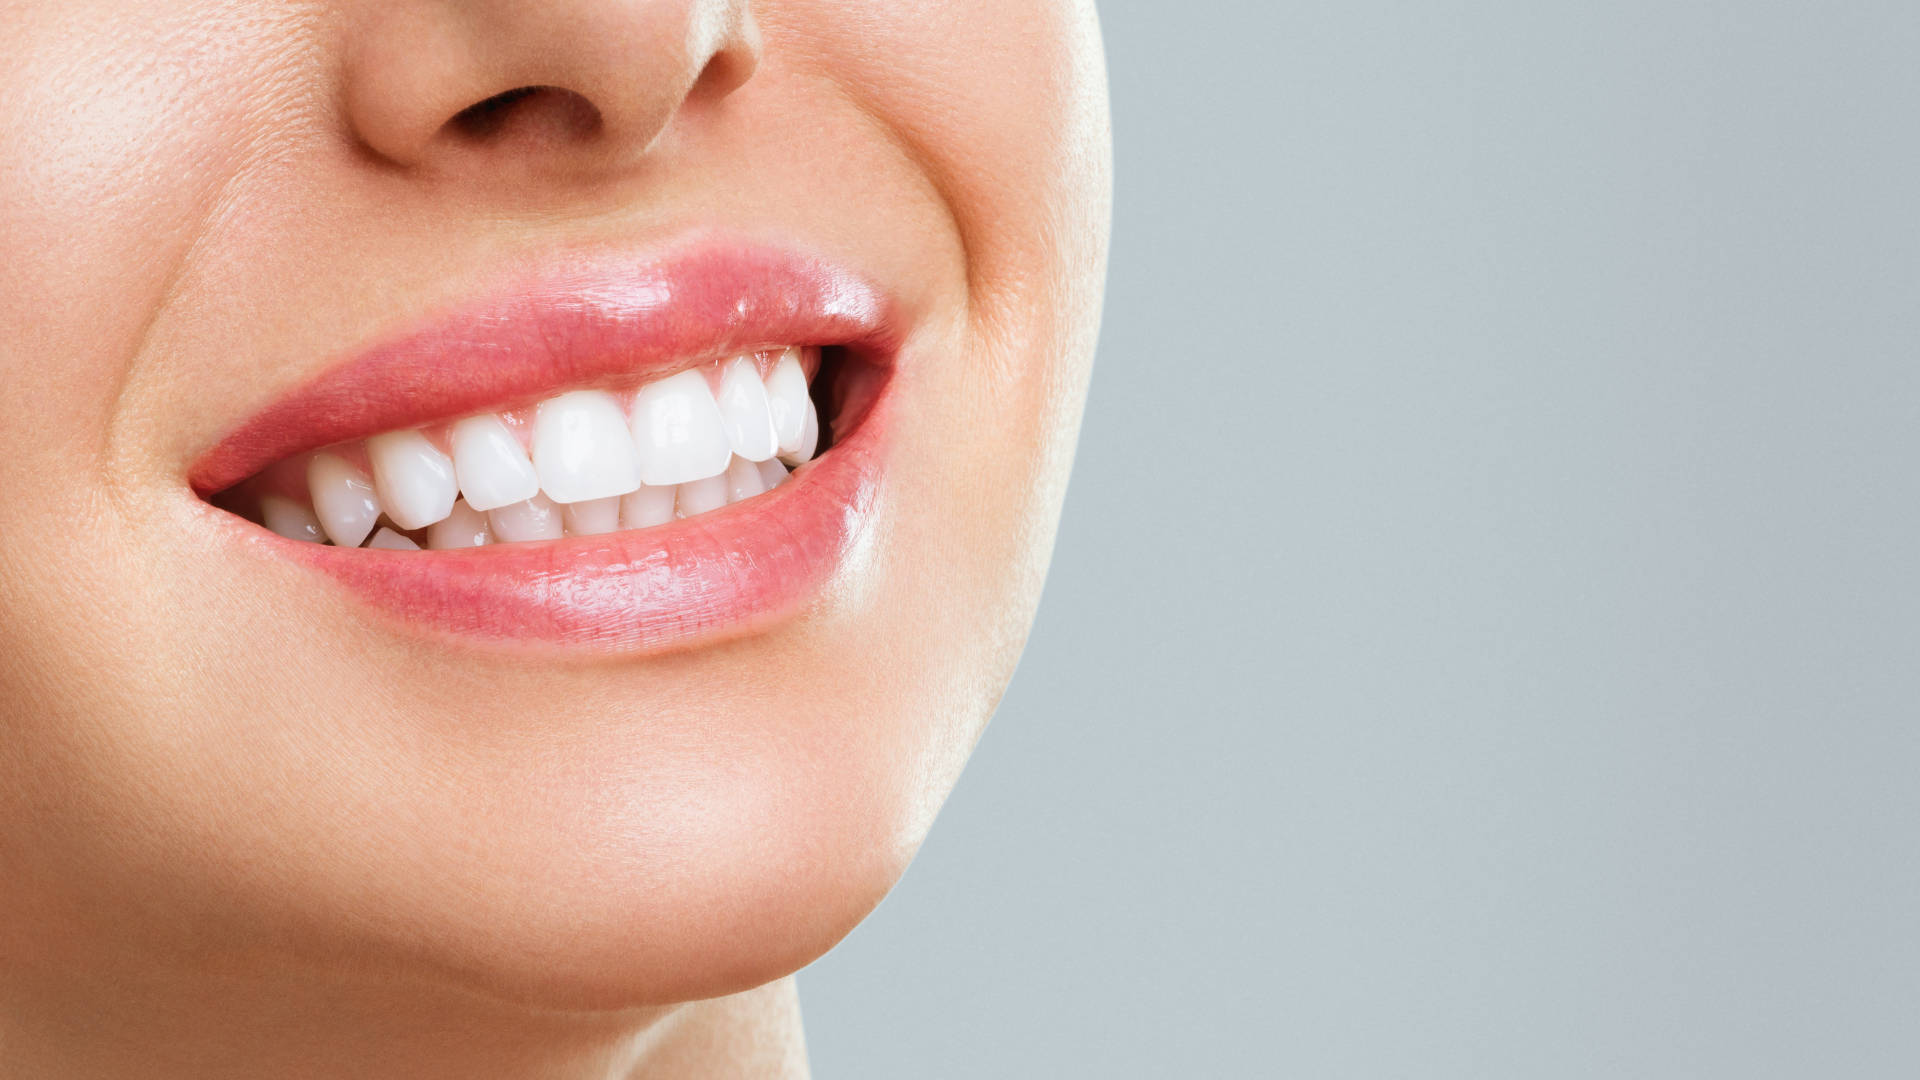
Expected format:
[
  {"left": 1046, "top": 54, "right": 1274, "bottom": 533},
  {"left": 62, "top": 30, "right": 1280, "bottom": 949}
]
[{"left": 344, "top": 0, "right": 761, "bottom": 170}]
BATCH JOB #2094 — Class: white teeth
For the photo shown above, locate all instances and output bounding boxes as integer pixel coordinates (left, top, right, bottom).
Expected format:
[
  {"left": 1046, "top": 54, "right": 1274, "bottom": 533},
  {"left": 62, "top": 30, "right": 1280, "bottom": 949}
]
[
  {"left": 532, "top": 390, "right": 644, "bottom": 504},
  {"left": 307, "top": 453, "right": 383, "bottom": 548},
  {"left": 630, "top": 369, "right": 733, "bottom": 487},
  {"left": 726, "top": 454, "right": 766, "bottom": 503},
  {"left": 756, "top": 457, "right": 790, "bottom": 490},
  {"left": 368, "top": 527, "right": 420, "bottom": 551},
  {"left": 487, "top": 492, "right": 564, "bottom": 542},
  {"left": 450, "top": 414, "right": 540, "bottom": 512},
  {"left": 261, "top": 495, "right": 326, "bottom": 543},
  {"left": 367, "top": 430, "right": 458, "bottom": 530},
  {"left": 563, "top": 495, "right": 621, "bottom": 536},
  {"left": 716, "top": 356, "right": 780, "bottom": 462},
  {"left": 620, "top": 484, "right": 677, "bottom": 530},
  {"left": 427, "top": 499, "right": 493, "bottom": 549},
  {"left": 779, "top": 398, "right": 819, "bottom": 466},
  {"left": 675, "top": 472, "right": 730, "bottom": 518},
  {"left": 766, "top": 348, "right": 810, "bottom": 454},
  {"left": 270, "top": 354, "right": 821, "bottom": 549}
]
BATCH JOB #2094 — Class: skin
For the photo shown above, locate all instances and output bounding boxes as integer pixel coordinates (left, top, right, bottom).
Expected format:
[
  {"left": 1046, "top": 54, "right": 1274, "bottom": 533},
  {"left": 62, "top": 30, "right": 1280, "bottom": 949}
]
[{"left": 0, "top": 0, "right": 1109, "bottom": 1076}]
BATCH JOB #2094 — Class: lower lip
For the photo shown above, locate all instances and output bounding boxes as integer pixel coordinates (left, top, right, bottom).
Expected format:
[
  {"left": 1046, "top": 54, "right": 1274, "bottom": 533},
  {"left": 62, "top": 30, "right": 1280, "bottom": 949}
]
[{"left": 266, "top": 420, "right": 883, "bottom": 654}]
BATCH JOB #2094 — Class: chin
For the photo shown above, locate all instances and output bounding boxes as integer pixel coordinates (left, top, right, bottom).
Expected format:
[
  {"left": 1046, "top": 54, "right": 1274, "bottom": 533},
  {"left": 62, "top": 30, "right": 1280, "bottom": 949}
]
[{"left": 379, "top": 751, "right": 922, "bottom": 1011}]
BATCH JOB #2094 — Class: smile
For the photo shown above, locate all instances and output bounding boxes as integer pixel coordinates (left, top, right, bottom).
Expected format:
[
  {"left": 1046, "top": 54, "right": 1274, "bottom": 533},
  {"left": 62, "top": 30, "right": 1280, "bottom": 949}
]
[
  {"left": 241, "top": 347, "right": 822, "bottom": 550},
  {"left": 191, "top": 241, "right": 900, "bottom": 652}
]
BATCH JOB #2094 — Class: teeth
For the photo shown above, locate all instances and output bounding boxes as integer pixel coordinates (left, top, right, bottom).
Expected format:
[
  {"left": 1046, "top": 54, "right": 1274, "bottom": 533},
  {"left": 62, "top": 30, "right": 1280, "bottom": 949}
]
[
  {"left": 450, "top": 414, "right": 540, "bottom": 512},
  {"left": 716, "top": 356, "right": 779, "bottom": 462},
  {"left": 427, "top": 499, "right": 493, "bottom": 549},
  {"left": 779, "top": 398, "right": 819, "bottom": 466},
  {"left": 726, "top": 454, "right": 767, "bottom": 503},
  {"left": 307, "top": 453, "right": 383, "bottom": 548},
  {"left": 487, "top": 492, "right": 564, "bottom": 543},
  {"left": 368, "top": 527, "right": 420, "bottom": 551},
  {"left": 756, "top": 457, "right": 790, "bottom": 490},
  {"left": 263, "top": 351, "right": 825, "bottom": 550},
  {"left": 630, "top": 370, "right": 733, "bottom": 487},
  {"left": 261, "top": 495, "right": 326, "bottom": 543},
  {"left": 367, "top": 430, "right": 458, "bottom": 530},
  {"left": 532, "top": 390, "right": 644, "bottom": 504},
  {"left": 620, "top": 484, "right": 677, "bottom": 530},
  {"left": 766, "top": 348, "right": 810, "bottom": 454},
  {"left": 563, "top": 495, "right": 622, "bottom": 536},
  {"left": 675, "top": 472, "right": 730, "bottom": 518}
]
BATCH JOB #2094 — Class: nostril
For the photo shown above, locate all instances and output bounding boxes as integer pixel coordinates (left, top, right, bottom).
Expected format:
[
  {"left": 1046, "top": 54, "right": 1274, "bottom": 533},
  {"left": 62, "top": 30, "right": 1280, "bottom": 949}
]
[
  {"left": 446, "top": 86, "right": 603, "bottom": 143},
  {"left": 450, "top": 86, "right": 538, "bottom": 138}
]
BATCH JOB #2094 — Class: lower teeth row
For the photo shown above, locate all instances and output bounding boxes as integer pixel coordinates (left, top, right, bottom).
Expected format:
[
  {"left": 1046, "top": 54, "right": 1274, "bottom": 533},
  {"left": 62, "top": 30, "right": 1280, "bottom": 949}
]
[{"left": 251, "top": 347, "right": 822, "bottom": 550}]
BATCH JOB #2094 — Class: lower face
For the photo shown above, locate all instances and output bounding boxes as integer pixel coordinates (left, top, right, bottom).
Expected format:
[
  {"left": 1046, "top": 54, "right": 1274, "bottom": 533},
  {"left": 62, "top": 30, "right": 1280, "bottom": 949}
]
[{"left": 0, "top": 0, "right": 1109, "bottom": 1009}]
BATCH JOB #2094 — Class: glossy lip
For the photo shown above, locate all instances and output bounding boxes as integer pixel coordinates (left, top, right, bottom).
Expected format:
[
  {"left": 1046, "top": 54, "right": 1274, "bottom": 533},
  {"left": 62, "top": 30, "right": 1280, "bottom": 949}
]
[{"left": 190, "top": 240, "right": 901, "bottom": 654}]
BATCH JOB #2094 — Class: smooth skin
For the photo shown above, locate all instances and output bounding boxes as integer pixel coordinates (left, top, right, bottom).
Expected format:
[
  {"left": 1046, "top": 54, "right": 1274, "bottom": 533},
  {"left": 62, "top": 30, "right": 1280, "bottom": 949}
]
[{"left": 0, "top": 1, "right": 1109, "bottom": 1076}]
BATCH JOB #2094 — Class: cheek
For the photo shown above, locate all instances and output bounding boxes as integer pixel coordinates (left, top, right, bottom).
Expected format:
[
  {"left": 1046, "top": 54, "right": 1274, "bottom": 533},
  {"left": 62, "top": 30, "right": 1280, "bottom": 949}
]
[
  {"left": 768, "top": 0, "right": 1109, "bottom": 293},
  {"left": 0, "top": 5, "right": 316, "bottom": 508},
  {"left": 767, "top": 0, "right": 1111, "bottom": 604}
]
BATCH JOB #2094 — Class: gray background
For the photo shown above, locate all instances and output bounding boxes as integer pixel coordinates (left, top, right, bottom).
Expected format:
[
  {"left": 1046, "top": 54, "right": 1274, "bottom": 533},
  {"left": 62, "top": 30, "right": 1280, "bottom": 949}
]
[{"left": 802, "top": 1, "right": 1920, "bottom": 1075}]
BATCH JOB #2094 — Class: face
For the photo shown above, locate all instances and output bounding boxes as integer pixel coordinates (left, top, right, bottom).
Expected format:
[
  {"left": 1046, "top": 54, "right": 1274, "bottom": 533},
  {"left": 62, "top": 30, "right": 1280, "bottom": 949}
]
[{"left": 0, "top": 0, "right": 1108, "bottom": 1011}]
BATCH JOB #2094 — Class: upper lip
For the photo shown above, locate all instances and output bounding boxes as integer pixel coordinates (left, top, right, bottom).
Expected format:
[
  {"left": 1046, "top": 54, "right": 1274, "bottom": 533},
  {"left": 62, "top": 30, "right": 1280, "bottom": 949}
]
[{"left": 189, "top": 238, "right": 898, "bottom": 497}]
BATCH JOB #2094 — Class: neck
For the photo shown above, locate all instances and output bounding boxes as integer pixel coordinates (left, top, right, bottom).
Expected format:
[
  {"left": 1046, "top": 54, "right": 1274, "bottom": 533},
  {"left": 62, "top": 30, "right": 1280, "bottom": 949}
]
[{"left": 0, "top": 958, "right": 810, "bottom": 1080}]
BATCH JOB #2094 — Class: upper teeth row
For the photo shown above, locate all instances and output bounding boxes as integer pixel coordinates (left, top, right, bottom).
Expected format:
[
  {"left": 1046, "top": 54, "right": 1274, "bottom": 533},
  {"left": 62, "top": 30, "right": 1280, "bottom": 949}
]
[{"left": 261, "top": 348, "right": 820, "bottom": 549}]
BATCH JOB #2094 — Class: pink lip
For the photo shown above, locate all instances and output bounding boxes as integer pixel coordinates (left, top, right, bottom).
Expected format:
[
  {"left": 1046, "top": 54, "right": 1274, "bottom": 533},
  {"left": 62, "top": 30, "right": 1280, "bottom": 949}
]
[{"left": 191, "top": 240, "right": 900, "bottom": 653}]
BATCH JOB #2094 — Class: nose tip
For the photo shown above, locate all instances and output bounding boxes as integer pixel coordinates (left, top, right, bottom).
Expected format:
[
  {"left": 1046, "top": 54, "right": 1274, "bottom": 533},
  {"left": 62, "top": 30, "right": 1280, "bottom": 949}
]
[{"left": 344, "top": 0, "right": 761, "bottom": 170}]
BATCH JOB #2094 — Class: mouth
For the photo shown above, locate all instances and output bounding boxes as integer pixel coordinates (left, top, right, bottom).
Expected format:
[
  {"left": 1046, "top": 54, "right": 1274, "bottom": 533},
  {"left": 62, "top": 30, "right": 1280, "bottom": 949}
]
[{"left": 191, "top": 241, "right": 899, "bottom": 654}]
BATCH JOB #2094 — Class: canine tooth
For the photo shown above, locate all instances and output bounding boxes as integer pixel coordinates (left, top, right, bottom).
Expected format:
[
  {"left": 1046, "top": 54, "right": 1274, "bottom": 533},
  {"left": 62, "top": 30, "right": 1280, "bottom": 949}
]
[
  {"left": 368, "top": 430, "right": 458, "bottom": 530},
  {"left": 451, "top": 414, "right": 540, "bottom": 512},
  {"left": 308, "top": 453, "right": 383, "bottom": 548},
  {"left": 766, "top": 348, "right": 810, "bottom": 453},
  {"left": 368, "top": 527, "right": 420, "bottom": 551},
  {"left": 488, "top": 493, "right": 564, "bottom": 542},
  {"left": 716, "top": 356, "right": 779, "bottom": 462},
  {"left": 675, "top": 472, "right": 729, "bottom": 518},
  {"left": 427, "top": 499, "right": 493, "bottom": 549},
  {"left": 779, "top": 398, "right": 819, "bottom": 466},
  {"left": 630, "top": 370, "right": 732, "bottom": 486},
  {"left": 620, "top": 484, "right": 677, "bottom": 530},
  {"left": 563, "top": 495, "right": 621, "bottom": 536},
  {"left": 261, "top": 495, "right": 326, "bottom": 543},
  {"left": 532, "top": 390, "right": 643, "bottom": 504},
  {"left": 756, "top": 457, "right": 790, "bottom": 490},
  {"left": 726, "top": 454, "right": 766, "bottom": 503}
]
